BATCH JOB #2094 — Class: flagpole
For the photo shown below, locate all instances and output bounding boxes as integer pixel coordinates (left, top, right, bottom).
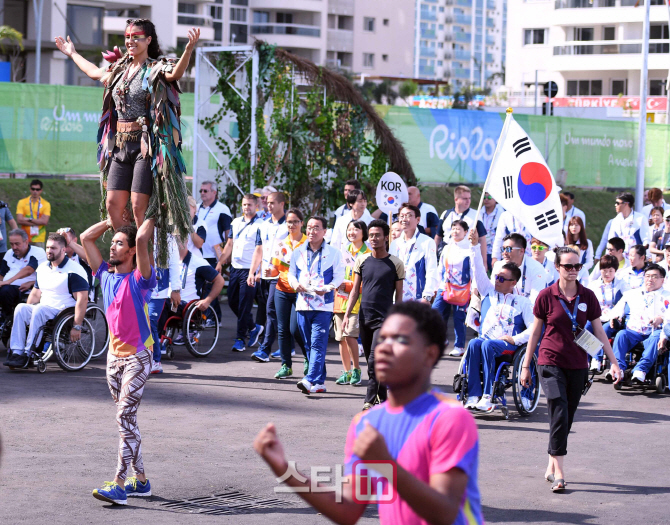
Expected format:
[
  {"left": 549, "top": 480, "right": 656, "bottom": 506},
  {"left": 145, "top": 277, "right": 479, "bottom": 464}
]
[{"left": 475, "top": 107, "right": 515, "bottom": 223}]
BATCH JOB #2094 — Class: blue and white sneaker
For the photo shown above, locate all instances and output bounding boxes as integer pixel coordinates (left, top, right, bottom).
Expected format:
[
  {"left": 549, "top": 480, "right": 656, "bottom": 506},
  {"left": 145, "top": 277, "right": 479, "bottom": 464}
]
[
  {"left": 248, "top": 324, "right": 264, "bottom": 347},
  {"left": 270, "top": 349, "right": 294, "bottom": 359},
  {"left": 232, "top": 338, "right": 246, "bottom": 352},
  {"left": 251, "top": 350, "right": 269, "bottom": 363},
  {"left": 124, "top": 476, "right": 152, "bottom": 497},
  {"left": 92, "top": 481, "right": 127, "bottom": 505}
]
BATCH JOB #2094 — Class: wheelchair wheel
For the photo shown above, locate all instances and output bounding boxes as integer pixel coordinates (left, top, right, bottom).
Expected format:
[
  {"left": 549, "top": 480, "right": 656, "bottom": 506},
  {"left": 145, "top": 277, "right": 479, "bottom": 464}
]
[
  {"left": 512, "top": 347, "right": 540, "bottom": 416},
  {"left": 655, "top": 375, "right": 666, "bottom": 394},
  {"left": 454, "top": 353, "right": 468, "bottom": 405},
  {"left": 86, "top": 303, "right": 109, "bottom": 359},
  {"left": 183, "top": 303, "right": 219, "bottom": 357},
  {"left": 53, "top": 316, "right": 95, "bottom": 372}
]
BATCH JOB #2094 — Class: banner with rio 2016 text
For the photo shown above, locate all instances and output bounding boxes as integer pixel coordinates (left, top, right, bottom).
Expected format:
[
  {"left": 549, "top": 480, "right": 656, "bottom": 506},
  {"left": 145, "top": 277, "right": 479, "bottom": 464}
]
[
  {"left": 376, "top": 106, "right": 670, "bottom": 188},
  {"left": 0, "top": 83, "right": 194, "bottom": 175}
]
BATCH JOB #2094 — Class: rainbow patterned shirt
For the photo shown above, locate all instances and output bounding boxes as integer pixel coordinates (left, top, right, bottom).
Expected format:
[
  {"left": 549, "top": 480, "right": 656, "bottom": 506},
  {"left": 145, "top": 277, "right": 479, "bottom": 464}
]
[
  {"left": 96, "top": 261, "right": 157, "bottom": 357},
  {"left": 344, "top": 390, "right": 483, "bottom": 525}
]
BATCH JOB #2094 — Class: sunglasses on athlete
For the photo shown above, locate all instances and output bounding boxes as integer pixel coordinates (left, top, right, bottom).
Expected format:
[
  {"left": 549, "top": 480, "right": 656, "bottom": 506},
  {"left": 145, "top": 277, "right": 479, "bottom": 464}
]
[
  {"left": 559, "top": 263, "right": 583, "bottom": 271},
  {"left": 501, "top": 246, "right": 523, "bottom": 253},
  {"left": 494, "top": 275, "right": 516, "bottom": 283}
]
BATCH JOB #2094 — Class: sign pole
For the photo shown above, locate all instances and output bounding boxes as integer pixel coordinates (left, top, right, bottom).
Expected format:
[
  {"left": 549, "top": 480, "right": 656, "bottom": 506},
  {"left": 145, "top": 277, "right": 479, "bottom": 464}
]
[{"left": 636, "top": 0, "right": 651, "bottom": 213}]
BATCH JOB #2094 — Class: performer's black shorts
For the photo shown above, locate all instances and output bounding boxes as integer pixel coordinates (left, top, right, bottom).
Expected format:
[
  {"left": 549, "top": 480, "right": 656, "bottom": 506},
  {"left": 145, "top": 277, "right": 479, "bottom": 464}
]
[{"left": 107, "top": 142, "right": 153, "bottom": 196}]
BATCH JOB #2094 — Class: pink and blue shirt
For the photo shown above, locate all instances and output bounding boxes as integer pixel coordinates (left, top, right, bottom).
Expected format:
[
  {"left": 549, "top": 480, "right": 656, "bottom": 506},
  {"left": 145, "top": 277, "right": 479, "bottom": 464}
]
[
  {"left": 96, "top": 261, "right": 157, "bottom": 357},
  {"left": 344, "top": 390, "right": 483, "bottom": 525}
]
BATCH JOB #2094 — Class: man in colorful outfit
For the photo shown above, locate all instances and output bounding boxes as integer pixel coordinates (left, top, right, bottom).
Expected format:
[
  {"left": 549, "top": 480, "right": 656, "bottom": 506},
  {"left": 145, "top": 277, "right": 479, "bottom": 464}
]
[
  {"left": 81, "top": 218, "right": 157, "bottom": 505},
  {"left": 253, "top": 301, "right": 484, "bottom": 525},
  {"left": 288, "top": 216, "right": 344, "bottom": 394}
]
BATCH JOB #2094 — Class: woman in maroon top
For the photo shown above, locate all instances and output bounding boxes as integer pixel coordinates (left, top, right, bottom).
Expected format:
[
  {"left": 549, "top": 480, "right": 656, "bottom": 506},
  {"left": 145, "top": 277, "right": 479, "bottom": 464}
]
[{"left": 520, "top": 247, "right": 622, "bottom": 492}]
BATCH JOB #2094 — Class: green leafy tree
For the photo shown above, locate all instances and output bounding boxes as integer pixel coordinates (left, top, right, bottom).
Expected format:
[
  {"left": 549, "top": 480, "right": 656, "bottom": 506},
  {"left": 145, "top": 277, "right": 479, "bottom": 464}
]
[{"left": 399, "top": 80, "right": 418, "bottom": 104}]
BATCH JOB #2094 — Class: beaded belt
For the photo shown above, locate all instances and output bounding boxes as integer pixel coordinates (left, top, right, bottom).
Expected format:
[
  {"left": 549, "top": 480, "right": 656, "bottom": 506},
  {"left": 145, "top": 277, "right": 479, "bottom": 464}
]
[{"left": 116, "top": 119, "right": 144, "bottom": 147}]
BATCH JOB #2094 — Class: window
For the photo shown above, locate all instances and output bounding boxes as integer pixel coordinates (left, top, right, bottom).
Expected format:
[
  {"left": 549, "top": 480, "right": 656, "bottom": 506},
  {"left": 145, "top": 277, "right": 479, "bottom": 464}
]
[
  {"left": 650, "top": 79, "right": 666, "bottom": 96},
  {"left": 437, "top": 60, "right": 443, "bottom": 66},
  {"left": 578, "top": 80, "right": 589, "bottom": 96},
  {"left": 574, "top": 27, "right": 594, "bottom": 41},
  {"left": 178, "top": 2, "right": 196, "bottom": 14},
  {"left": 603, "top": 26, "right": 615, "bottom": 40},
  {"left": 231, "top": 0, "right": 248, "bottom": 5},
  {"left": 524, "top": 29, "right": 546, "bottom": 45},
  {"left": 590, "top": 80, "right": 602, "bottom": 95},
  {"left": 650, "top": 24, "right": 669, "bottom": 40},
  {"left": 567, "top": 81, "right": 577, "bottom": 96},
  {"left": 253, "top": 11, "right": 269, "bottom": 23},
  {"left": 567, "top": 80, "right": 601, "bottom": 96},
  {"left": 277, "top": 12, "right": 293, "bottom": 24},
  {"left": 382, "top": 54, "right": 388, "bottom": 61},
  {"left": 231, "top": 24, "right": 248, "bottom": 43},
  {"left": 383, "top": 18, "right": 389, "bottom": 25},
  {"left": 230, "top": 7, "right": 246, "bottom": 22},
  {"left": 364, "top": 17, "right": 375, "bottom": 32},
  {"left": 363, "top": 53, "right": 374, "bottom": 68},
  {"left": 611, "top": 79, "right": 627, "bottom": 96},
  {"left": 214, "top": 21, "right": 222, "bottom": 41}
]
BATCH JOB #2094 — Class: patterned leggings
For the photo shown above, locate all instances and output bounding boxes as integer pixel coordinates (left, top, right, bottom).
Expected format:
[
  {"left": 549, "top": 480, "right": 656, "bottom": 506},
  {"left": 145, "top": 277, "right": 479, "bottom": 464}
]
[{"left": 106, "top": 350, "right": 152, "bottom": 481}]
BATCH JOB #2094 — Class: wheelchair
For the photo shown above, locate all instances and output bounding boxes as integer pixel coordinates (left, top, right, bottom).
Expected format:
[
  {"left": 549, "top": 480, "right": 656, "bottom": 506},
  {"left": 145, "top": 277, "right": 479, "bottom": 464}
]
[
  {"left": 604, "top": 320, "right": 668, "bottom": 394},
  {"left": 160, "top": 300, "right": 220, "bottom": 358},
  {"left": 453, "top": 343, "right": 541, "bottom": 420},
  {"left": 5, "top": 306, "right": 96, "bottom": 373}
]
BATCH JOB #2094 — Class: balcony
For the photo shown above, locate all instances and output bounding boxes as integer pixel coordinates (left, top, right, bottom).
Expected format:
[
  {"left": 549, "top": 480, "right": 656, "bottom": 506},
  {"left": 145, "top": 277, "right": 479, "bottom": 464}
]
[
  {"left": 456, "top": 0, "right": 471, "bottom": 6},
  {"left": 454, "top": 49, "right": 471, "bottom": 60},
  {"left": 421, "top": 10, "right": 437, "bottom": 21},
  {"left": 553, "top": 39, "right": 669, "bottom": 55},
  {"left": 486, "top": 34, "right": 495, "bottom": 45},
  {"left": 452, "top": 68, "right": 470, "bottom": 78},
  {"left": 555, "top": 0, "right": 615, "bottom": 7},
  {"left": 486, "top": 53, "right": 494, "bottom": 63},
  {"left": 177, "top": 15, "right": 213, "bottom": 27},
  {"left": 250, "top": 23, "right": 320, "bottom": 37},
  {"left": 454, "top": 14, "right": 472, "bottom": 25},
  {"left": 327, "top": 29, "right": 353, "bottom": 52},
  {"left": 420, "top": 46, "right": 437, "bottom": 58},
  {"left": 422, "top": 29, "right": 436, "bottom": 39},
  {"left": 487, "top": 0, "right": 496, "bottom": 8},
  {"left": 419, "top": 66, "right": 436, "bottom": 77},
  {"left": 455, "top": 32, "right": 471, "bottom": 43}
]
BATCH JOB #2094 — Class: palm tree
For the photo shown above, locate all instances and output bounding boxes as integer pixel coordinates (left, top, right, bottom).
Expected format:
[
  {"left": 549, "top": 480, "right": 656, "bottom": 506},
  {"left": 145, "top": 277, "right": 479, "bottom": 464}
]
[{"left": 0, "top": 25, "right": 24, "bottom": 82}]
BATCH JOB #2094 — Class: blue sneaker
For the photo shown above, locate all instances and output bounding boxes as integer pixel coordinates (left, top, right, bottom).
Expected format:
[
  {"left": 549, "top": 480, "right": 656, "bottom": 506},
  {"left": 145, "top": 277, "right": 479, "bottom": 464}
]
[
  {"left": 251, "top": 350, "right": 269, "bottom": 363},
  {"left": 92, "top": 481, "right": 127, "bottom": 505},
  {"left": 124, "top": 476, "right": 152, "bottom": 497},
  {"left": 270, "top": 349, "right": 294, "bottom": 359},
  {"left": 248, "top": 324, "right": 264, "bottom": 347},
  {"left": 232, "top": 338, "right": 246, "bottom": 352}
]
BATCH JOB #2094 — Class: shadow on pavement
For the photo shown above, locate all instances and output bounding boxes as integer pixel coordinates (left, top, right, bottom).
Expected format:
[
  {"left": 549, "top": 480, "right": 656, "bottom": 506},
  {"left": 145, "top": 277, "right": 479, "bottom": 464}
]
[
  {"left": 483, "top": 505, "right": 597, "bottom": 524},
  {"left": 565, "top": 482, "right": 670, "bottom": 495}
]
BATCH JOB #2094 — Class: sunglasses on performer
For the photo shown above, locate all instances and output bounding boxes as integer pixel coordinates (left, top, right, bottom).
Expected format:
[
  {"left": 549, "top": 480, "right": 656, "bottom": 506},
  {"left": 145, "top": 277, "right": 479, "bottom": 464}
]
[
  {"left": 494, "top": 275, "right": 516, "bottom": 283},
  {"left": 559, "top": 263, "right": 583, "bottom": 271}
]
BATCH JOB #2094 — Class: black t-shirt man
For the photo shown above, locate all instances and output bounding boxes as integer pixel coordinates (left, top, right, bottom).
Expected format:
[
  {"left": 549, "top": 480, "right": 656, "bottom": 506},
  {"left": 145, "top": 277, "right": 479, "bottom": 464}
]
[{"left": 353, "top": 253, "right": 405, "bottom": 329}]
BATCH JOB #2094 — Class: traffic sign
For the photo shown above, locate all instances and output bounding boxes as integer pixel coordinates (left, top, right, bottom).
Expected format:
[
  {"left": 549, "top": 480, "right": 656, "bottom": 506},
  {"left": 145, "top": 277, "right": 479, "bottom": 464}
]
[{"left": 544, "top": 81, "right": 558, "bottom": 98}]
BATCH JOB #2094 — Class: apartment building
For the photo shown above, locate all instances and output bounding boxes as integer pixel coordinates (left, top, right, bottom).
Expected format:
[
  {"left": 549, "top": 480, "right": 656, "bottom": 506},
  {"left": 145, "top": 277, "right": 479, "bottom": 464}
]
[
  {"left": 1, "top": 0, "right": 215, "bottom": 86},
  {"left": 416, "top": 0, "right": 507, "bottom": 89},
  {"left": 207, "top": 0, "right": 415, "bottom": 77},
  {"left": 506, "top": 0, "right": 670, "bottom": 100}
]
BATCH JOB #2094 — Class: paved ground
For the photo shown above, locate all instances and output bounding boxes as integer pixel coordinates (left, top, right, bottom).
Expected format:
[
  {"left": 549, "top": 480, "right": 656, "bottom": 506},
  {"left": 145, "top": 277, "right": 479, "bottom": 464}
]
[{"left": 2, "top": 303, "right": 670, "bottom": 525}]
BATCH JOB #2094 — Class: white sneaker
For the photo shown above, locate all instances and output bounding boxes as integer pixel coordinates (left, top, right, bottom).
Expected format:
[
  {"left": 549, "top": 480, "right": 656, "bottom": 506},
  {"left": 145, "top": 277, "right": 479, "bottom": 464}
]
[
  {"left": 464, "top": 396, "right": 480, "bottom": 409},
  {"left": 297, "top": 378, "right": 313, "bottom": 395},
  {"left": 632, "top": 370, "right": 646, "bottom": 383},
  {"left": 605, "top": 368, "right": 613, "bottom": 381},
  {"left": 150, "top": 361, "right": 163, "bottom": 374},
  {"left": 449, "top": 347, "right": 465, "bottom": 357},
  {"left": 590, "top": 359, "right": 602, "bottom": 372},
  {"left": 475, "top": 395, "right": 495, "bottom": 413},
  {"left": 310, "top": 384, "right": 327, "bottom": 393},
  {"left": 358, "top": 344, "right": 364, "bottom": 357}
]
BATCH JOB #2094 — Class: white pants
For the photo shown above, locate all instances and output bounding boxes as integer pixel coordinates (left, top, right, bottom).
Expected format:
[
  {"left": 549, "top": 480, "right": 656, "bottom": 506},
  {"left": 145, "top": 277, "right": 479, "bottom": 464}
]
[{"left": 10, "top": 304, "right": 60, "bottom": 355}]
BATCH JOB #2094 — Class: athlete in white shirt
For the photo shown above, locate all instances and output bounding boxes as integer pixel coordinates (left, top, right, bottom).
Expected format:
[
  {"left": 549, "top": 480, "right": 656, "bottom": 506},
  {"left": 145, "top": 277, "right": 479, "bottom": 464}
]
[
  {"left": 389, "top": 203, "right": 438, "bottom": 303},
  {"left": 491, "top": 210, "right": 532, "bottom": 264},
  {"left": 330, "top": 190, "right": 373, "bottom": 252},
  {"left": 641, "top": 187, "right": 670, "bottom": 219},
  {"left": 436, "top": 185, "right": 487, "bottom": 262},
  {"left": 481, "top": 193, "right": 503, "bottom": 270},
  {"left": 617, "top": 245, "right": 647, "bottom": 290},
  {"left": 491, "top": 233, "right": 548, "bottom": 305},
  {"left": 4, "top": 233, "right": 89, "bottom": 368},
  {"left": 0, "top": 229, "right": 47, "bottom": 315},
  {"left": 530, "top": 238, "right": 559, "bottom": 286},
  {"left": 561, "top": 191, "right": 587, "bottom": 234},
  {"left": 609, "top": 192, "right": 650, "bottom": 257}
]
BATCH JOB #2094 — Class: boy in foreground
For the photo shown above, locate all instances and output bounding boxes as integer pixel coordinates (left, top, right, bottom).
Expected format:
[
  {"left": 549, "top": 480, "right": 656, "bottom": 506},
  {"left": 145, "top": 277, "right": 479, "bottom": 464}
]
[{"left": 253, "top": 301, "right": 483, "bottom": 525}]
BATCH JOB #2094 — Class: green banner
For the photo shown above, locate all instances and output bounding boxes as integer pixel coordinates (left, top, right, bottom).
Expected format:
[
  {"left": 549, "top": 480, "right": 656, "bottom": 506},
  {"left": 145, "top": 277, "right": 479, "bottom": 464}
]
[
  {"left": 0, "top": 83, "right": 194, "bottom": 175},
  {"left": 378, "top": 106, "right": 670, "bottom": 188}
]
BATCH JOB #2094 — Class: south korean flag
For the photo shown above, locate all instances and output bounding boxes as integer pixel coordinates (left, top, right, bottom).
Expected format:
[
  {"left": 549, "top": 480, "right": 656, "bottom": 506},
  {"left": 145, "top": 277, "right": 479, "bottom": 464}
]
[{"left": 481, "top": 111, "right": 564, "bottom": 248}]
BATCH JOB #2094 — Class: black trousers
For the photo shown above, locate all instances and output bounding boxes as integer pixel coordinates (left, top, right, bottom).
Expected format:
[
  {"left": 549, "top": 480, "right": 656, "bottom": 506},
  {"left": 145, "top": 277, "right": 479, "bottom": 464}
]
[
  {"left": 360, "top": 315, "right": 386, "bottom": 405},
  {"left": 538, "top": 365, "right": 589, "bottom": 456},
  {"left": 0, "top": 284, "right": 21, "bottom": 317},
  {"left": 204, "top": 258, "right": 222, "bottom": 321}
]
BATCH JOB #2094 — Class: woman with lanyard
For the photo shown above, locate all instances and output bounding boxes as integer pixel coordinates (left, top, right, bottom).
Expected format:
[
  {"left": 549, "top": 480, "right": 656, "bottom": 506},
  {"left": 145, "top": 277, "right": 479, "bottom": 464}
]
[
  {"left": 648, "top": 208, "right": 670, "bottom": 261},
  {"left": 433, "top": 220, "right": 472, "bottom": 357},
  {"left": 333, "top": 221, "right": 370, "bottom": 387},
  {"left": 586, "top": 254, "right": 628, "bottom": 372},
  {"left": 521, "top": 247, "right": 622, "bottom": 492},
  {"left": 565, "top": 217, "right": 594, "bottom": 271},
  {"left": 271, "top": 209, "right": 308, "bottom": 380}
]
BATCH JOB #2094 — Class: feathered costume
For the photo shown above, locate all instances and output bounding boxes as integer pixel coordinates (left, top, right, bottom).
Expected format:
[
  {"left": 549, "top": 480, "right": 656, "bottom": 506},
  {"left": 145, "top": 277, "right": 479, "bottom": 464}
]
[{"left": 97, "top": 49, "right": 191, "bottom": 266}]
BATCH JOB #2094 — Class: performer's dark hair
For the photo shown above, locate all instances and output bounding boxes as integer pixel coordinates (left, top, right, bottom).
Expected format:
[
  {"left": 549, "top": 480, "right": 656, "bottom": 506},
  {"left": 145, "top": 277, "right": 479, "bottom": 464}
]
[
  {"left": 387, "top": 301, "right": 447, "bottom": 365},
  {"left": 126, "top": 18, "right": 163, "bottom": 59}
]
